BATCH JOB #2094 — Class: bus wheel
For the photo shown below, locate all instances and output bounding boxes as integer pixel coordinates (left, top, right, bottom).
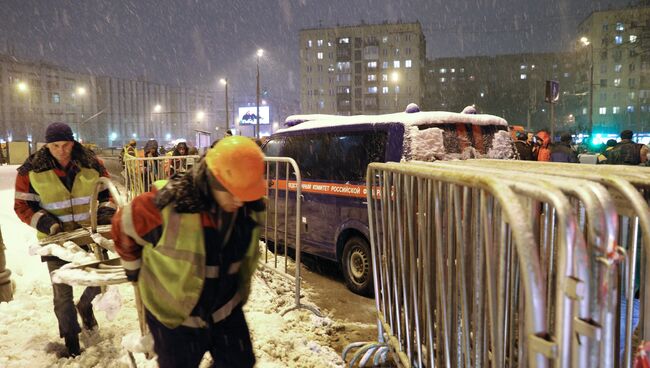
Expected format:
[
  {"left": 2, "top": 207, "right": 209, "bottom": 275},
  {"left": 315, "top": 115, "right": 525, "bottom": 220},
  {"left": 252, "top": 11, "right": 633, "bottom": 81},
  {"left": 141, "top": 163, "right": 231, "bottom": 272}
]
[{"left": 342, "top": 236, "right": 373, "bottom": 296}]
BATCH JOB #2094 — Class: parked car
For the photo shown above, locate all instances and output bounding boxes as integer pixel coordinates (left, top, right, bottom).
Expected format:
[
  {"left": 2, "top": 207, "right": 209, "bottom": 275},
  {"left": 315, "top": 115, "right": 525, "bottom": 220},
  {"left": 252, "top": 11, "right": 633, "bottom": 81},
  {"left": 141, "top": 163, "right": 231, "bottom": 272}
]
[{"left": 262, "top": 105, "right": 513, "bottom": 295}]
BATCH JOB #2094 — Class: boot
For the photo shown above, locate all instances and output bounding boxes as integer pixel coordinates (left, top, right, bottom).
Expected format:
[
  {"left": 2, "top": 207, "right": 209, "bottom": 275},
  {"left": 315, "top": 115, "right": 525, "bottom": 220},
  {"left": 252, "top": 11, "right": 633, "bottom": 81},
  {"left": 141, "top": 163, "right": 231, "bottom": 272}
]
[
  {"left": 64, "top": 334, "right": 81, "bottom": 357},
  {"left": 76, "top": 301, "right": 98, "bottom": 331}
]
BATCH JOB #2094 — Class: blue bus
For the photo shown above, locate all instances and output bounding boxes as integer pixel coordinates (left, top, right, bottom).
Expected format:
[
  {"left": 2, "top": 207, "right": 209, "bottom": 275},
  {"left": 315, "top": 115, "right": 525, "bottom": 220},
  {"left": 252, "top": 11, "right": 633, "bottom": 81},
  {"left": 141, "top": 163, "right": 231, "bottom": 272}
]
[{"left": 263, "top": 106, "right": 512, "bottom": 295}]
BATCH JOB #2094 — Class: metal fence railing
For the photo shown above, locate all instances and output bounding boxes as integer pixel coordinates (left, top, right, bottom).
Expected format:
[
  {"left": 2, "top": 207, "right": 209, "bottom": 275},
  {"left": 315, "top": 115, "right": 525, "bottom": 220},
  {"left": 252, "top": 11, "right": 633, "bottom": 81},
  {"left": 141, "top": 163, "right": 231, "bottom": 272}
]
[
  {"left": 123, "top": 154, "right": 200, "bottom": 200},
  {"left": 263, "top": 156, "right": 320, "bottom": 316},
  {"left": 343, "top": 160, "right": 650, "bottom": 368}
]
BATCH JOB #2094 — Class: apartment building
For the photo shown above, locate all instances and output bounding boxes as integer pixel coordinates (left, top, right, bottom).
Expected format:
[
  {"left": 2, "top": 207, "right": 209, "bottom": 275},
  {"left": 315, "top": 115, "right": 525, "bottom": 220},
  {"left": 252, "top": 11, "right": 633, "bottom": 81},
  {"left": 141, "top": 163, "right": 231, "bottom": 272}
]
[
  {"left": 0, "top": 54, "right": 96, "bottom": 144},
  {"left": 299, "top": 21, "right": 426, "bottom": 115},
  {"left": 425, "top": 52, "right": 579, "bottom": 132},
  {"left": 577, "top": 4, "right": 650, "bottom": 135},
  {"left": 0, "top": 53, "right": 219, "bottom": 148}
]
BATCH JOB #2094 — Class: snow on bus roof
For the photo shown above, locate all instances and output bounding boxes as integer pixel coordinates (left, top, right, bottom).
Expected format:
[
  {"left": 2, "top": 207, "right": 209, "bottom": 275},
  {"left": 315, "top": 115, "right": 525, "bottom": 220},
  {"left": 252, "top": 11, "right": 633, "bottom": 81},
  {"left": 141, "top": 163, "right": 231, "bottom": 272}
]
[{"left": 281, "top": 110, "right": 508, "bottom": 133}]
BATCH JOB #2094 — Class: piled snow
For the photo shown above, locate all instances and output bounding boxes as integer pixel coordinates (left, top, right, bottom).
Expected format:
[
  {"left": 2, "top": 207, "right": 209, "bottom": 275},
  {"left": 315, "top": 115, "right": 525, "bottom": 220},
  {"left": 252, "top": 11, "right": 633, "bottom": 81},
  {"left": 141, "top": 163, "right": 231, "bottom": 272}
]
[
  {"left": 408, "top": 126, "right": 446, "bottom": 161},
  {"left": 0, "top": 165, "right": 351, "bottom": 368},
  {"left": 487, "top": 130, "right": 516, "bottom": 159}
]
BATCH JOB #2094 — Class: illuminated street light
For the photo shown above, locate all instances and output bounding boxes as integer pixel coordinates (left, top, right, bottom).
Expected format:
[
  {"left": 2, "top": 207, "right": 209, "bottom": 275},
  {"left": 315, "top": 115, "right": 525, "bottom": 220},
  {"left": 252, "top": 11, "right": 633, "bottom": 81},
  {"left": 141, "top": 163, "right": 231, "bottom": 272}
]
[
  {"left": 256, "top": 49, "right": 264, "bottom": 139},
  {"left": 154, "top": 104, "right": 162, "bottom": 113},
  {"left": 391, "top": 72, "right": 399, "bottom": 110},
  {"left": 196, "top": 110, "right": 205, "bottom": 122},
  {"left": 76, "top": 86, "right": 86, "bottom": 96},
  {"left": 220, "top": 78, "right": 229, "bottom": 135},
  {"left": 16, "top": 81, "right": 28, "bottom": 93}
]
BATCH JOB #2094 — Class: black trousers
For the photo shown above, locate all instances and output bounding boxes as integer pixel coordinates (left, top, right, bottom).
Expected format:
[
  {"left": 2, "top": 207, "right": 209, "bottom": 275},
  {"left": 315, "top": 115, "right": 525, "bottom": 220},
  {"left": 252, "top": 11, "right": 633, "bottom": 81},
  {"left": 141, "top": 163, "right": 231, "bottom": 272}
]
[
  {"left": 46, "top": 258, "right": 101, "bottom": 337},
  {"left": 146, "top": 305, "right": 255, "bottom": 368}
]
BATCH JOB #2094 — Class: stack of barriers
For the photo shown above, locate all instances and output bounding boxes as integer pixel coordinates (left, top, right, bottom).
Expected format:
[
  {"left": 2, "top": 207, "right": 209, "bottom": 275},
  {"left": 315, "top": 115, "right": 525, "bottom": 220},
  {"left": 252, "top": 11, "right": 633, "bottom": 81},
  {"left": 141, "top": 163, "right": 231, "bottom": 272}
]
[
  {"left": 344, "top": 160, "right": 649, "bottom": 368},
  {"left": 122, "top": 152, "right": 200, "bottom": 200}
]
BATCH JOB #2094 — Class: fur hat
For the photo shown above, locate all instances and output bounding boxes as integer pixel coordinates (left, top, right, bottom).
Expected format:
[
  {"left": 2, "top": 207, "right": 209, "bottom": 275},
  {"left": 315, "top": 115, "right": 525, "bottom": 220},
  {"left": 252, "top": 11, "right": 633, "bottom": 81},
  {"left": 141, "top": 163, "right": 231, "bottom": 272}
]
[{"left": 45, "top": 122, "right": 74, "bottom": 143}]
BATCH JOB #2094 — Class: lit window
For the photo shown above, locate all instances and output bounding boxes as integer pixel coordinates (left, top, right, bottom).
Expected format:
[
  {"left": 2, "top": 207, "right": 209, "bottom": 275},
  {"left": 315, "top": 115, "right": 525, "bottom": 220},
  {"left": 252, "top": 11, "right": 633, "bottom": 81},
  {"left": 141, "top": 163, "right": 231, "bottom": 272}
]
[
  {"left": 628, "top": 105, "right": 635, "bottom": 112},
  {"left": 405, "top": 60, "right": 412, "bottom": 68},
  {"left": 307, "top": 40, "right": 312, "bottom": 48},
  {"left": 563, "top": 72, "right": 570, "bottom": 78},
  {"left": 615, "top": 35, "right": 623, "bottom": 44},
  {"left": 440, "top": 68, "right": 447, "bottom": 73},
  {"left": 480, "top": 92, "right": 485, "bottom": 98},
  {"left": 319, "top": 100, "right": 325, "bottom": 109},
  {"left": 317, "top": 39, "right": 323, "bottom": 47},
  {"left": 382, "top": 36, "right": 388, "bottom": 43},
  {"left": 382, "top": 74, "right": 388, "bottom": 81},
  {"left": 393, "top": 60, "right": 400, "bottom": 68},
  {"left": 382, "top": 86, "right": 389, "bottom": 94},
  {"left": 394, "top": 48, "right": 399, "bottom": 55},
  {"left": 395, "top": 86, "right": 400, "bottom": 93},
  {"left": 367, "top": 61, "right": 377, "bottom": 68},
  {"left": 317, "top": 52, "right": 323, "bottom": 59},
  {"left": 520, "top": 64, "right": 527, "bottom": 70},
  {"left": 368, "top": 74, "right": 377, "bottom": 81},
  {"left": 630, "top": 35, "right": 638, "bottom": 43},
  {"left": 367, "top": 86, "right": 377, "bottom": 94},
  {"left": 599, "top": 107, "right": 607, "bottom": 115},
  {"left": 339, "top": 38, "right": 349, "bottom": 44},
  {"left": 382, "top": 61, "right": 388, "bottom": 69},
  {"left": 450, "top": 68, "right": 455, "bottom": 73},
  {"left": 613, "top": 106, "right": 620, "bottom": 114},
  {"left": 582, "top": 107, "right": 588, "bottom": 115},
  {"left": 614, "top": 78, "right": 621, "bottom": 87},
  {"left": 520, "top": 74, "right": 527, "bottom": 80},
  {"left": 440, "top": 77, "right": 446, "bottom": 83},
  {"left": 614, "top": 64, "right": 622, "bottom": 72},
  {"left": 616, "top": 22, "right": 624, "bottom": 31},
  {"left": 52, "top": 93, "right": 60, "bottom": 104}
]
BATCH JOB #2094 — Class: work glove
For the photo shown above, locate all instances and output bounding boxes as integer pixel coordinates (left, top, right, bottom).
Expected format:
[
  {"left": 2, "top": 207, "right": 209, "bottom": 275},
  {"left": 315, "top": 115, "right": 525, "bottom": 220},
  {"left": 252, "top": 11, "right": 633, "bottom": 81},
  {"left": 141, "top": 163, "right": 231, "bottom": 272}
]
[
  {"left": 36, "top": 213, "right": 62, "bottom": 235},
  {"left": 97, "top": 206, "right": 117, "bottom": 225}
]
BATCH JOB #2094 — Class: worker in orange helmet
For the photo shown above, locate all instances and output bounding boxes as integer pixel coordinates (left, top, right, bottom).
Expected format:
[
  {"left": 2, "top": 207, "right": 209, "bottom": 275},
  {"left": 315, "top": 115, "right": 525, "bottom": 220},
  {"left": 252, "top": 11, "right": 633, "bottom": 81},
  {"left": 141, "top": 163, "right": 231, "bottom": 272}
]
[{"left": 111, "top": 136, "right": 266, "bottom": 368}]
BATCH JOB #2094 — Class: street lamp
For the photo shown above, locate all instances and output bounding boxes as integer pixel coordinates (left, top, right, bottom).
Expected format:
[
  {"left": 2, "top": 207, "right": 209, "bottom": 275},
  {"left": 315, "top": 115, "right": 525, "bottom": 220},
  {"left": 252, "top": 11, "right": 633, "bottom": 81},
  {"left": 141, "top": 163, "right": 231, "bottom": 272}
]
[
  {"left": 256, "top": 49, "right": 264, "bottom": 139},
  {"left": 580, "top": 37, "right": 594, "bottom": 140},
  {"left": 220, "top": 78, "right": 229, "bottom": 135},
  {"left": 154, "top": 104, "right": 162, "bottom": 113},
  {"left": 196, "top": 110, "right": 205, "bottom": 122},
  {"left": 16, "top": 81, "right": 32, "bottom": 142},
  {"left": 17, "top": 81, "right": 28, "bottom": 93}
]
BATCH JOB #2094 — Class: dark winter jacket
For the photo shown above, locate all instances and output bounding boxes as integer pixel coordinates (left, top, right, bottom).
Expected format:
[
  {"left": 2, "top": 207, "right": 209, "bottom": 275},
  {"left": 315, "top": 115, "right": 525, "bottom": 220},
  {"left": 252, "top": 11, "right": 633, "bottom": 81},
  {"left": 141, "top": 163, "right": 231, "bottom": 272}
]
[
  {"left": 514, "top": 141, "right": 534, "bottom": 161},
  {"left": 607, "top": 141, "right": 643, "bottom": 165},
  {"left": 550, "top": 142, "right": 578, "bottom": 163}
]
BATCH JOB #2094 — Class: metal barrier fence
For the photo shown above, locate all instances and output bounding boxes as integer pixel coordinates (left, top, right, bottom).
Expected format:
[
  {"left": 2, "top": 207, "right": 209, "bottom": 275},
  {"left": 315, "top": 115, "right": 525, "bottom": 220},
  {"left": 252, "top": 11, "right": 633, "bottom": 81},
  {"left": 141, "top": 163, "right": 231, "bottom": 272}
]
[
  {"left": 262, "top": 156, "right": 320, "bottom": 316},
  {"left": 123, "top": 154, "right": 199, "bottom": 200},
  {"left": 346, "top": 160, "right": 649, "bottom": 368}
]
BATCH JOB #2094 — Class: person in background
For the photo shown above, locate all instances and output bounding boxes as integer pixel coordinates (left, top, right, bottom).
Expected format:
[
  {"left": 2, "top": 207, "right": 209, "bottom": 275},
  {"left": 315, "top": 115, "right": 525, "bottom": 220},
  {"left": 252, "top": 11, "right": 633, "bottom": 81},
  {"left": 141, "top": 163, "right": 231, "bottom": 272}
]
[
  {"left": 143, "top": 139, "right": 159, "bottom": 190},
  {"left": 14, "top": 122, "right": 116, "bottom": 357},
  {"left": 513, "top": 131, "right": 534, "bottom": 160},
  {"left": 170, "top": 141, "right": 189, "bottom": 176},
  {"left": 119, "top": 139, "right": 137, "bottom": 169},
  {"left": 606, "top": 130, "right": 648, "bottom": 165},
  {"left": 111, "top": 136, "right": 266, "bottom": 368},
  {"left": 533, "top": 130, "right": 552, "bottom": 161},
  {"left": 597, "top": 139, "right": 618, "bottom": 164},
  {"left": 225, "top": 129, "right": 233, "bottom": 137},
  {"left": 550, "top": 132, "right": 578, "bottom": 163}
]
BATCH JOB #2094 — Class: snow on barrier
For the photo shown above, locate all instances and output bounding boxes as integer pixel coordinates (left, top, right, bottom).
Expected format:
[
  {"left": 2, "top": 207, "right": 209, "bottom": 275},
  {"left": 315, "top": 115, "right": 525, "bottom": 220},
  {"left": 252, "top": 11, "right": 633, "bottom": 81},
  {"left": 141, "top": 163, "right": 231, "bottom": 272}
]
[
  {"left": 263, "top": 156, "right": 321, "bottom": 317},
  {"left": 346, "top": 160, "right": 649, "bottom": 368},
  {"left": 123, "top": 153, "right": 200, "bottom": 201}
]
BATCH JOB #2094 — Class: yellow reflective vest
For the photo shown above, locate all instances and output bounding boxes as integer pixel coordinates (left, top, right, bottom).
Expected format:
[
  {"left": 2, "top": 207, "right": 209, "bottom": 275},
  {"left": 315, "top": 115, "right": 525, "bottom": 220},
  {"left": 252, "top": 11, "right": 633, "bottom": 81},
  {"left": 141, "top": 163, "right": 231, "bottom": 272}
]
[
  {"left": 29, "top": 168, "right": 99, "bottom": 239},
  {"left": 122, "top": 180, "right": 262, "bottom": 328}
]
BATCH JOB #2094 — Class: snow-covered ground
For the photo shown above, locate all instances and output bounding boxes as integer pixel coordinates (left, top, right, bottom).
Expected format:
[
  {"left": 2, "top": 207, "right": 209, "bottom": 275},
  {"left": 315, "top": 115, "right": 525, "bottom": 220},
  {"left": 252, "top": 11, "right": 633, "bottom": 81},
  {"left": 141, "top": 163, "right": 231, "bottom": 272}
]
[{"left": 0, "top": 165, "right": 365, "bottom": 367}]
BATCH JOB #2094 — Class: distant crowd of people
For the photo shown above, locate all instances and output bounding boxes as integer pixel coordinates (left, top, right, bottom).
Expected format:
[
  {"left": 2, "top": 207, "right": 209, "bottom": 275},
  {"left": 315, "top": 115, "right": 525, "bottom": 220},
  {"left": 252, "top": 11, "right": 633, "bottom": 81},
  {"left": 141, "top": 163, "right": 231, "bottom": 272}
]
[{"left": 512, "top": 129, "right": 649, "bottom": 166}]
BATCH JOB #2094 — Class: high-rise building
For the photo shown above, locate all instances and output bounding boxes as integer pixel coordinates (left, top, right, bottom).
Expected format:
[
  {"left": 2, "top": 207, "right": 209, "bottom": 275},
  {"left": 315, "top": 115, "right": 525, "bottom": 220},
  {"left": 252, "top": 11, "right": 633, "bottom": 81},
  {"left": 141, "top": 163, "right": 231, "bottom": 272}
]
[
  {"left": 299, "top": 21, "right": 426, "bottom": 115},
  {"left": 425, "top": 52, "right": 579, "bottom": 133},
  {"left": 577, "top": 4, "right": 650, "bottom": 135}
]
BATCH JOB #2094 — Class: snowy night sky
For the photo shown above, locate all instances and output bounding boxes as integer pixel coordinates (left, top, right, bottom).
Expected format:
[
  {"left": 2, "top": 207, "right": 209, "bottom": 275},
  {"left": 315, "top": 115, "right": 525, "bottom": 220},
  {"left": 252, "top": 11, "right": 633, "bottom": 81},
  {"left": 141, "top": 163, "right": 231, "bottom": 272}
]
[{"left": 0, "top": 0, "right": 635, "bottom": 109}]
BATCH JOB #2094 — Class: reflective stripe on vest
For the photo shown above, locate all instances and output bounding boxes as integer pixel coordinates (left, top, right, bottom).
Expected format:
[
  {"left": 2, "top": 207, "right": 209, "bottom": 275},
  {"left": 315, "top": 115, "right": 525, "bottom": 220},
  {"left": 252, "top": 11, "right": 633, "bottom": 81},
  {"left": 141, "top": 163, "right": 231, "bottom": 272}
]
[
  {"left": 180, "top": 291, "right": 243, "bottom": 328},
  {"left": 29, "top": 168, "right": 99, "bottom": 239}
]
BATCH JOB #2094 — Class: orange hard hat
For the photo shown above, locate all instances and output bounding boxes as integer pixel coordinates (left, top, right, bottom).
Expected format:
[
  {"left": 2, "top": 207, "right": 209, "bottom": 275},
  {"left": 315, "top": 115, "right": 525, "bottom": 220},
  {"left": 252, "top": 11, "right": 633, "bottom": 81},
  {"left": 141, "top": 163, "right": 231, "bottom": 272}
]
[{"left": 205, "top": 136, "right": 266, "bottom": 201}]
